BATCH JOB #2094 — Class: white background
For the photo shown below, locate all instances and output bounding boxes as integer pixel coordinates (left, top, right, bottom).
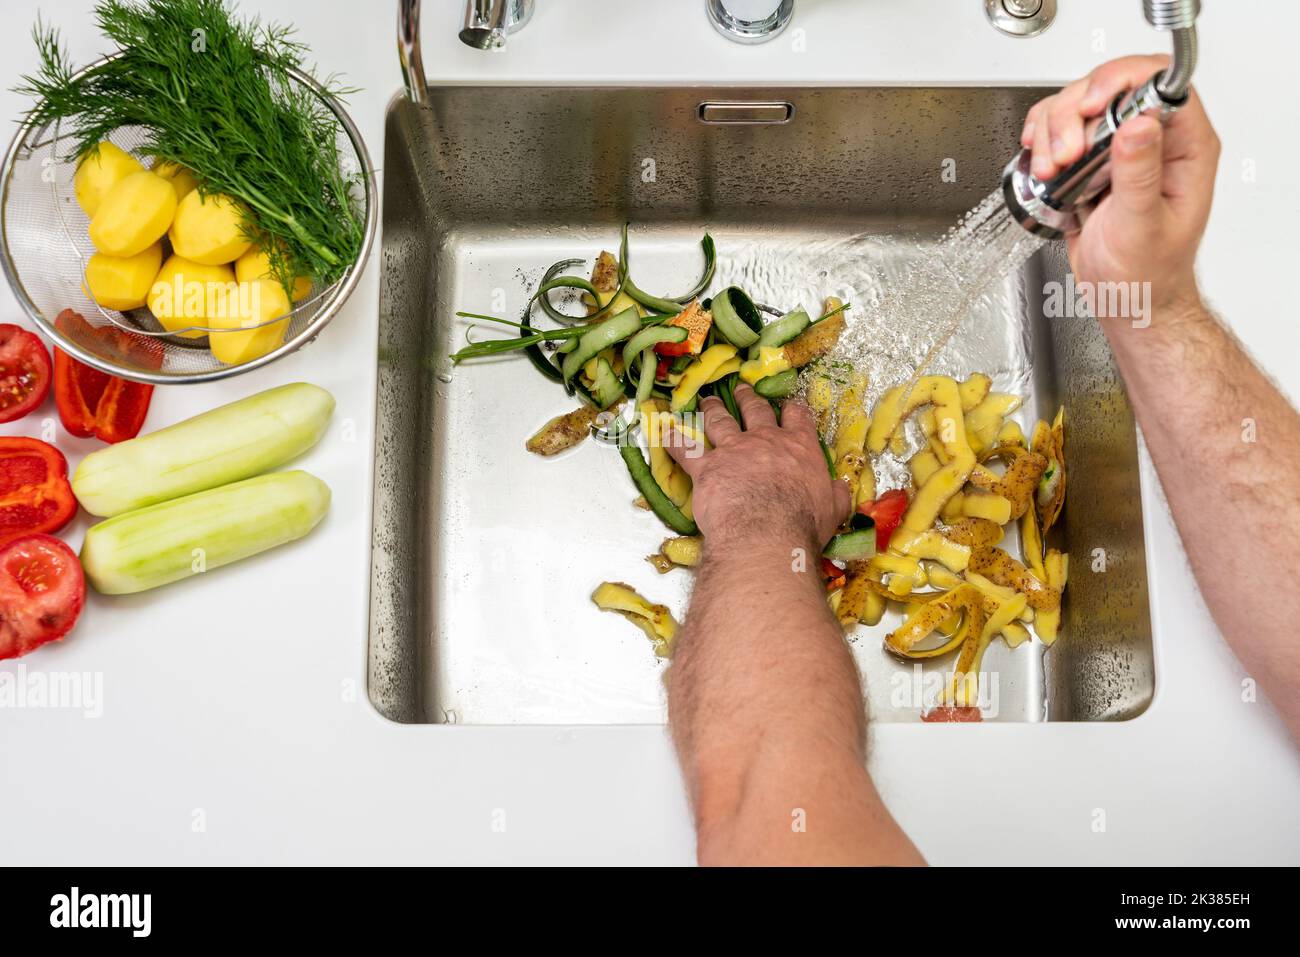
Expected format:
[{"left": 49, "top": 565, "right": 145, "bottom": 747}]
[{"left": 1, "top": 0, "right": 1297, "bottom": 864}]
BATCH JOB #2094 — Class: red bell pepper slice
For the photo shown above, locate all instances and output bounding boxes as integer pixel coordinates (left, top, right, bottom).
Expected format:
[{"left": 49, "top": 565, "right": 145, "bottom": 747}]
[
  {"left": 653, "top": 338, "right": 694, "bottom": 359},
  {"left": 921, "top": 705, "right": 983, "bottom": 723},
  {"left": 52, "top": 309, "right": 158, "bottom": 444},
  {"left": 654, "top": 300, "right": 711, "bottom": 358},
  {"left": 857, "top": 488, "right": 910, "bottom": 553},
  {"left": 820, "top": 556, "right": 846, "bottom": 592},
  {"left": 0, "top": 438, "right": 77, "bottom": 548}
]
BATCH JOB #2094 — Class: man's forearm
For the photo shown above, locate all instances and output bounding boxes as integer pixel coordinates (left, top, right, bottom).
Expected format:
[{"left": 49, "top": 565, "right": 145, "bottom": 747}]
[
  {"left": 1104, "top": 298, "right": 1300, "bottom": 735},
  {"left": 669, "top": 535, "right": 921, "bottom": 865}
]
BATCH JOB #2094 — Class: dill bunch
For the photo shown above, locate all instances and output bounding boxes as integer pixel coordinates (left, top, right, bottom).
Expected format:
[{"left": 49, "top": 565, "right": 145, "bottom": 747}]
[{"left": 16, "top": 0, "right": 365, "bottom": 292}]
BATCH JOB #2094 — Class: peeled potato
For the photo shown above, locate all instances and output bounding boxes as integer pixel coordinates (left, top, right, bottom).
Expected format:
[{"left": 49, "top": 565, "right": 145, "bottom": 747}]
[
  {"left": 88, "top": 171, "right": 177, "bottom": 257},
  {"left": 74, "top": 142, "right": 143, "bottom": 217},
  {"left": 207, "top": 279, "right": 292, "bottom": 365},
  {"left": 148, "top": 255, "right": 236, "bottom": 338},
  {"left": 234, "top": 244, "right": 311, "bottom": 302},
  {"left": 84, "top": 243, "right": 163, "bottom": 312},
  {"left": 169, "top": 191, "right": 252, "bottom": 265},
  {"left": 152, "top": 160, "right": 199, "bottom": 202}
]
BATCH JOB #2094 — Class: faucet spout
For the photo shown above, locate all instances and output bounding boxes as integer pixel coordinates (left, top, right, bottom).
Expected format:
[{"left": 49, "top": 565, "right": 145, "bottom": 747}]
[
  {"left": 1002, "top": 0, "right": 1200, "bottom": 239},
  {"left": 398, "top": 0, "right": 427, "bottom": 104},
  {"left": 460, "top": 0, "right": 535, "bottom": 50}
]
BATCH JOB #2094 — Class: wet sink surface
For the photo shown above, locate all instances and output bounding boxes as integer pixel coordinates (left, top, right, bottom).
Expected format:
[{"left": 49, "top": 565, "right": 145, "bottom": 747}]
[{"left": 369, "top": 86, "right": 1154, "bottom": 725}]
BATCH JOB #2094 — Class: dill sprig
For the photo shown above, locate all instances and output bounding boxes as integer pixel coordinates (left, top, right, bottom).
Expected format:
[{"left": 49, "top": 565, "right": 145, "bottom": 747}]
[{"left": 16, "top": 0, "right": 365, "bottom": 292}]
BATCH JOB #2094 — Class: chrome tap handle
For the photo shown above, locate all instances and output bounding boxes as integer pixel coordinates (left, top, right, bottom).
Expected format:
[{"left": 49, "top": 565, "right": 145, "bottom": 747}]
[{"left": 706, "top": 0, "right": 794, "bottom": 44}]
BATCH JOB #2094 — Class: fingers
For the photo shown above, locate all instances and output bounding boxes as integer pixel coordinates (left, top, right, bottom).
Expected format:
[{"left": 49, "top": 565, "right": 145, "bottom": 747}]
[
  {"left": 1157, "top": 87, "right": 1222, "bottom": 215},
  {"left": 1020, "top": 100, "right": 1043, "bottom": 148},
  {"left": 699, "top": 396, "right": 742, "bottom": 446},
  {"left": 778, "top": 397, "right": 817, "bottom": 437},
  {"left": 1110, "top": 116, "right": 1166, "bottom": 220},
  {"left": 1079, "top": 55, "right": 1171, "bottom": 113},
  {"left": 833, "top": 480, "right": 852, "bottom": 526},
  {"left": 1025, "top": 55, "right": 1172, "bottom": 181},
  {"left": 663, "top": 420, "right": 707, "bottom": 477},
  {"left": 1031, "top": 106, "right": 1056, "bottom": 180},
  {"left": 733, "top": 383, "right": 778, "bottom": 431},
  {"left": 1037, "top": 79, "right": 1092, "bottom": 178}
]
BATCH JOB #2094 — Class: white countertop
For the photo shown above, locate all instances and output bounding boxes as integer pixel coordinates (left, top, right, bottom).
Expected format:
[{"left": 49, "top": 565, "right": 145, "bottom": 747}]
[{"left": 2, "top": 0, "right": 1297, "bottom": 865}]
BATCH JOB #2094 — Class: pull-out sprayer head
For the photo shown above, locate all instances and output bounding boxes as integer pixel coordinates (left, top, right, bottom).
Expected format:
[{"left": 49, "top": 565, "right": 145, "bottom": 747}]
[{"left": 1002, "top": 0, "right": 1201, "bottom": 238}]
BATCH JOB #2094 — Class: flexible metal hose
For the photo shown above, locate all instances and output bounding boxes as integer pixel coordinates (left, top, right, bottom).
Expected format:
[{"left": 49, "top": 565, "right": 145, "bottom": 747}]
[
  {"left": 1144, "top": 0, "right": 1199, "bottom": 30},
  {"left": 1157, "top": 27, "right": 1198, "bottom": 100}
]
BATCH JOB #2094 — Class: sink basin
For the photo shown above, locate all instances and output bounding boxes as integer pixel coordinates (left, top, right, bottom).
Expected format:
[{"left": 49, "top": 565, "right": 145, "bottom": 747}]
[{"left": 368, "top": 86, "right": 1154, "bottom": 725}]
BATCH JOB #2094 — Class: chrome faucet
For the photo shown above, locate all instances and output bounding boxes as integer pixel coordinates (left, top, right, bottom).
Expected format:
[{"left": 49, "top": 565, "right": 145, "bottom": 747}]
[
  {"left": 707, "top": 0, "right": 795, "bottom": 44},
  {"left": 1002, "top": 0, "right": 1201, "bottom": 238},
  {"left": 398, "top": 0, "right": 427, "bottom": 104},
  {"left": 985, "top": 0, "right": 1057, "bottom": 38},
  {"left": 460, "top": 0, "right": 535, "bottom": 50},
  {"left": 398, "top": 0, "right": 536, "bottom": 104}
]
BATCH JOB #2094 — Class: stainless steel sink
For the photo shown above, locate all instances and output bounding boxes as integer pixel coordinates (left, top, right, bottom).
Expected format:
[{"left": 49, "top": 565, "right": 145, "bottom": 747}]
[{"left": 368, "top": 86, "right": 1155, "bottom": 725}]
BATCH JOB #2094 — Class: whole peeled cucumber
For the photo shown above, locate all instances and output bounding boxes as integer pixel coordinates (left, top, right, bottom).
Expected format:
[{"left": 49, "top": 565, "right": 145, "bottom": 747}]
[
  {"left": 72, "top": 382, "right": 334, "bottom": 517},
  {"left": 80, "top": 470, "right": 331, "bottom": 595}
]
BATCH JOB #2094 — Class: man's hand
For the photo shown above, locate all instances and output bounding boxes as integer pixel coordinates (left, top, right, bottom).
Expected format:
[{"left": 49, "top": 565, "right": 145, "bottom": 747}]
[
  {"left": 663, "top": 383, "right": 921, "bottom": 865},
  {"left": 668, "top": 384, "right": 849, "bottom": 553},
  {"left": 1020, "top": 54, "right": 1221, "bottom": 314},
  {"left": 1026, "top": 58, "right": 1300, "bottom": 743}
]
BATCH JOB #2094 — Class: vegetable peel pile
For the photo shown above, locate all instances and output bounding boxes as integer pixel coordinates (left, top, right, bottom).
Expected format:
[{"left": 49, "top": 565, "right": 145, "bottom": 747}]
[{"left": 454, "top": 229, "right": 1068, "bottom": 719}]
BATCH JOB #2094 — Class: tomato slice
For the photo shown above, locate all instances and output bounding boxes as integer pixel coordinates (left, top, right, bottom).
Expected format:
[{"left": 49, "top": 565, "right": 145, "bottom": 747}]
[
  {"left": 52, "top": 309, "right": 155, "bottom": 443},
  {"left": 0, "top": 533, "right": 86, "bottom": 660},
  {"left": 0, "top": 323, "right": 53, "bottom": 423},
  {"left": 0, "top": 438, "right": 78, "bottom": 548},
  {"left": 858, "top": 488, "right": 910, "bottom": 552}
]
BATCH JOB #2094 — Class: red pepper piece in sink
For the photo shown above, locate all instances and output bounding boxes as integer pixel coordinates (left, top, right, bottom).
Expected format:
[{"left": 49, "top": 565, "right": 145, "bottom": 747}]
[
  {"left": 857, "top": 488, "right": 909, "bottom": 553},
  {"left": 921, "top": 706, "right": 983, "bottom": 723}
]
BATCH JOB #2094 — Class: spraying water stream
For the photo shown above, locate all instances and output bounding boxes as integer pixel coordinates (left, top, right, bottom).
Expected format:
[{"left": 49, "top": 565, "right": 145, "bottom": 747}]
[{"left": 713, "top": 190, "right": 1046, "bottom": 473}]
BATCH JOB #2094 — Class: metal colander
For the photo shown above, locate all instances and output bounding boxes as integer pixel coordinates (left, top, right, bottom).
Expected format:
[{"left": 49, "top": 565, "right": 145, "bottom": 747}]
[{"left": 0, "top": 59, "right": 376, "bottom": 384}]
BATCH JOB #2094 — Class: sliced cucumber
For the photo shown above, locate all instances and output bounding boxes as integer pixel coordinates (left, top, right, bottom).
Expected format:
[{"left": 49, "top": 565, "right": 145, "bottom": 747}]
[
  {"left": 753, "top": 309, "right": 810, "bottom": 355},
  {"left": 621, "top": 324, "right": 686, "bottom": 374},
  {"left": 590, "top": 356, "right": 625, "bottom": 409},
  {"left": 72, "top": 382, "right": 334, "bottom": 518},
  {"left": 561, "top": 307, "right": 640, "bottom": 381},
  {"left": 80, "top": 470, "right": 331, "bottom": 595},
  {"left": 708, "top": 287, "right": 763, "bottom": 349},
  {"left": 754, "top": 368, "right": 798, "bottom": 399},
  {"left": 633, "top": 347, "right": 665, "bottom": 406},
  {"left": 823, "top": 528, "right": 876, "bottom": 562}
]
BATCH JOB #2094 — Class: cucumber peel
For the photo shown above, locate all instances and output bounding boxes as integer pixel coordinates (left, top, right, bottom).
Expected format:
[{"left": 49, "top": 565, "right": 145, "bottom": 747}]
[
  {"left": 823, "top": 528, "right": 876, "bottom": 562},
  {"left": 708, "top": 287, "right": 763, "bottom": 349}
]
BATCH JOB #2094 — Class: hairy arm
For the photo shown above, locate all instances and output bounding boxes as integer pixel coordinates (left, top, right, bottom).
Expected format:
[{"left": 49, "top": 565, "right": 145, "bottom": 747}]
[
  {"left": 666, "top": 385, "right": 922, "bottom": 865},
  {"left": 1108, "top": 302, "right": 1300, "bottom": 733},
  {"left": 1027, "top": 56, "right": 1300, "bottom": 738}
]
